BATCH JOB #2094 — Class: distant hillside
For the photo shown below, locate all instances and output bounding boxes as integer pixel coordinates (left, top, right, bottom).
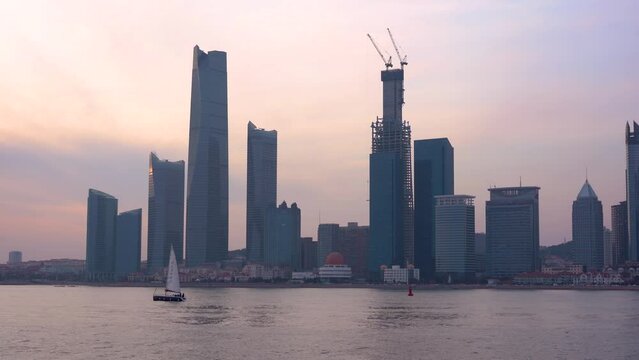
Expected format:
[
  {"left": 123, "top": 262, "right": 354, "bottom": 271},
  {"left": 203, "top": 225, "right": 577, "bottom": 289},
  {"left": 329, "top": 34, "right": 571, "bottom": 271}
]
[{"left": 540, "top": 241, "right": 574, "bottom": 262}]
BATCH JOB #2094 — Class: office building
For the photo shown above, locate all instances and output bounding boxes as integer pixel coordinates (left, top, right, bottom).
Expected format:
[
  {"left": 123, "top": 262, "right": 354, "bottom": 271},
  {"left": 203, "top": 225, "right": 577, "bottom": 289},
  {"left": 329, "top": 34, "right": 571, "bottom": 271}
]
[
  {"left": 115, "top": 209, "right": 142, "bottom": 278},
  {"left": 435, "top": 195, "right": 475, "bottom": 282},
  {"left": 572, "top": 180, "right": 604, "bottom": 271},
  {"left": 486, "top": 186, "right": 540, "bottom": 278},
  {"left": 611, "top": 201, "right": 628, "bottom": 266},
  {"left": 369, "top": 65, "right": 414, "bottom": 280},
  {"left": 300, "top": 237, "right": 318, "bottom": 271},
  {"left": 147, "top": 153, "right": 185, "bottom": 274},
  {"left": 627, "top": 122, "right": 639, "bottom": 261},
  {"left": 604, "top": 227, "right": 613, "bottom": 268},
  {"left": 8, "top": 251, "right": 22, "bottom": 265},
  {"left": 186, "top": 45, "right": 229, "bottom": 266},
  {"left": 264, "top": 201, "right": 301, "bottom": 270},
  {"left": 383, "top": 265, "right": 420, "bottom": 284},
  {"left": 86, "top": 189, "right": 118, "bottom": 281},
  {"left": 413, "top": 138, "right": 454, "bottom": 281},
  {"left": 246, "top": 121, "right": 277, "bottom": 263},
  {"left": 317, "top": 223, "right": 339, "bottom": 268},
  {"left": 475, "top": 233, "right": 487, "bottom": 274},
  {"left": 337, "top": 222, "right": 369, "bottom": 280}
]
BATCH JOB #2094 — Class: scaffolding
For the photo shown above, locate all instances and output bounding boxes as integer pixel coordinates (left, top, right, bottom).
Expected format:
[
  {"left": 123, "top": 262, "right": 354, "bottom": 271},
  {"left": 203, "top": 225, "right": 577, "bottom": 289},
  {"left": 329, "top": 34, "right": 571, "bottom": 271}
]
[{"left": 371, "top": 117, "right": 414, "bottom": 265}]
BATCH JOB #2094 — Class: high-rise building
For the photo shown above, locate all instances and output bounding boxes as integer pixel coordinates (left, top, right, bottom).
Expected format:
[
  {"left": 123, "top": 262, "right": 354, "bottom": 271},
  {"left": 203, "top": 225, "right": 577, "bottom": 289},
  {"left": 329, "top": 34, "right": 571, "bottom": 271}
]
[
  {"left": 434, "top": 195, "right": 475, "bottom": 282},
  {"left": 147, "top": 153, "right": 185, "bottom": 274},
  {"left": 337, "top": 222, "right": 370, "bottom": 280},
  {"left": 300, "top": 237, "right": 318, "bottom": 271},
  {"left": 604, "top": 227, "right": 613, "bottom": 268},
  {"left": 611, "top": 201, "right": 628, "bottom": 266},
  {"left": 186, "top": 45, "right": 229, "bottom": 267},
  {"left": 8, "top": 251, "right": 22, "bottom": 264},
  {"left": 264, "top": 201, "right": 301, "bottom": 270},
  {"left": 86, "top": 189, "right": 118, "bottom": 281},
  {"left": 369, "top": 66, "right": 414, "bottom": 279},
  {"left": 414, "top": 138, "right": 454, "bottom": 281},
  {"left": 572, "top": 180, "right": 604, "bottom": 271},
  {"left": 626, "top": 122, "right": 639, "bottom": 261},
  {"left": 246, "top": 121, "right": 277, "bottom": 263},
  {"left": 317, "top": 223, "right": 339, "bottom": 268},
  {"left": 115, "top": 209, "right": 142, "bottom": 278},
  {"left": 486, "top": 186, "right": 540, "bottom": 278}
]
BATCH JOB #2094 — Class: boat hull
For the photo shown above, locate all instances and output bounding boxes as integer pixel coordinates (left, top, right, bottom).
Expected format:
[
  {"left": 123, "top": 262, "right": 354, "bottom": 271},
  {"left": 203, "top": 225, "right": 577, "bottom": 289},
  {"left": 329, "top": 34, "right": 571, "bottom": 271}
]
[{"left": 153, "top": 295, "right": 185, "bottom": 302}]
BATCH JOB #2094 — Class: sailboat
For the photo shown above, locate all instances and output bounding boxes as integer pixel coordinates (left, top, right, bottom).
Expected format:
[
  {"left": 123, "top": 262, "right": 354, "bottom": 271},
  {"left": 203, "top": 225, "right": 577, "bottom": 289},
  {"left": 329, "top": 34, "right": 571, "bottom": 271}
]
[{"left": 153, "top": 246, "right": 185, "bottom": 302}]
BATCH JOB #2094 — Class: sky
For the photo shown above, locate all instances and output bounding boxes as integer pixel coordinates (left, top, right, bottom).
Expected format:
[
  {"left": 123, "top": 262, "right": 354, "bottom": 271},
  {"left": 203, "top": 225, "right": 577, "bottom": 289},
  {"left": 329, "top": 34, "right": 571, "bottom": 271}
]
[{"left": 0, "top": 1, "right": 638, "bottom": 261}]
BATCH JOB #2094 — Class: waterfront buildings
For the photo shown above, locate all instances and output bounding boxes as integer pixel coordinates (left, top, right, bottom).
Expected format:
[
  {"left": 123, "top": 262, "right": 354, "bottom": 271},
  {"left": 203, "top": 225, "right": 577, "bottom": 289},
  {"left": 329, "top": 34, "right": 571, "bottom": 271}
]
[
  {"left": 383, "top": 265, "right": 420, "bottom": 284},
  {"left": 434, "top": 195, "right": 475, "bottom": 282},
  {"left": 147, "top": 153, "right": 185, "bottom": 274},
  {"left": 264, "top": 202, "right": 301, "bottom": 270},
  {"left": 486, "top": 186, "right": 540, "bottom": 278},
  {"left": 627, "top": 122, "right": 639, "bottom": 261},
  {"left": 246, "top": 121, "right": 278, "bottom": 263},
  {"left": 186, "top": 45, "right": 229, "bottom": 267},
  {"left": 611, "top": 201, "right": 629, "bottom": 266},
  {"left": 300, "top": 237, "right": 318, "bottom": 271},
  {"left": 8, "top": 251, "right": 22, "bottom": 264},
  {"left": 413, "top": 138, "right": 454, "bottom": 281},
  {"left": 86, "top": 189, "right": 118, "bottom": 281},
  {"left": 115, "top": 209, "right": 142, "bottom": 278},
  {"left": 369, "top": 66, "right": 414, "bottom": 280},
  {"left": 318, "top": 252, "right": 352, "bottom": 282},
  {"left": 317, "top": 224, "right": 339, "bottom": 267},
  {"left": 475, "top": 233, "right": 487, "bottom": 274},
  {"left": 572, "top": 180, "right": 604, "bottom": 271},
  {"left": 317, "top": 222, "right": 369, "bottom": 280},
  {"left": 604, "top": 227, "right": 613, "bottom": 268}
]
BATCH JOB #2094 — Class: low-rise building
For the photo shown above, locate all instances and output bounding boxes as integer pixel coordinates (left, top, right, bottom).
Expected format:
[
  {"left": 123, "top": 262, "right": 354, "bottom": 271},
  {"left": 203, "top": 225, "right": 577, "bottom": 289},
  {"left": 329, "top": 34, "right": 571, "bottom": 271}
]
[
  {"left": 318, "top": 252, "right": 351, "bottom": 282},
  {"left": 383, "top": 265, "right": 420, "bottom": 284}
]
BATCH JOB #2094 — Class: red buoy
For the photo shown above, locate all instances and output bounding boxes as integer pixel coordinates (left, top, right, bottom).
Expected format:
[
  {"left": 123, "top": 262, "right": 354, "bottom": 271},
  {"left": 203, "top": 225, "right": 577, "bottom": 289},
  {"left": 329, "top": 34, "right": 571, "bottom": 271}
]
[{"left": 408, "top": 285, "right": 414, "bottom": 296}]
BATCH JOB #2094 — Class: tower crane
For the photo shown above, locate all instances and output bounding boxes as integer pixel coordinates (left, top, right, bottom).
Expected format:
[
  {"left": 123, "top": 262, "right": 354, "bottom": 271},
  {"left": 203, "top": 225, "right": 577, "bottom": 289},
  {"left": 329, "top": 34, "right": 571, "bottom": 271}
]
[
  {"left": 367, "top": 33, "right": 393, "bottom": 70},
  {"left": 387, "top": 28, "right": 407, "bottom": 69}
]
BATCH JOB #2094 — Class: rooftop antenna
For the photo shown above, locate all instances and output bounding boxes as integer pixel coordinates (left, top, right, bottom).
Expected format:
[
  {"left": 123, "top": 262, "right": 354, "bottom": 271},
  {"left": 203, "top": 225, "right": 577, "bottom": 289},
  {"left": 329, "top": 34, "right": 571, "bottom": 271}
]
[
  {"left": 367, "top": 33, "right": 393, "bottom": 69},
  {"left": 387, "top": 28, "right": 408, "bottom": 69}
]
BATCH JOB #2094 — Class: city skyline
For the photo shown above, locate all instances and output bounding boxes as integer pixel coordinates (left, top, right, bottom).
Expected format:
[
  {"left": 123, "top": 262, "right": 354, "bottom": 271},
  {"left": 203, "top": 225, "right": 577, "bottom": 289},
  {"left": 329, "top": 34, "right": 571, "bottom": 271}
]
[{"left": 1, "top": 1, "right": 636, "bottom": 260}]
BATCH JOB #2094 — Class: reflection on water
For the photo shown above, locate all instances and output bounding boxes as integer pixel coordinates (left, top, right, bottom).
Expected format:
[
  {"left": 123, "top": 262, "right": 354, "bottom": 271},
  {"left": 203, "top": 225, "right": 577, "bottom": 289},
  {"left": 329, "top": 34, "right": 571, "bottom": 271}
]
[{"left": 3, "top": 287, "right": 639, "bottom": 360}]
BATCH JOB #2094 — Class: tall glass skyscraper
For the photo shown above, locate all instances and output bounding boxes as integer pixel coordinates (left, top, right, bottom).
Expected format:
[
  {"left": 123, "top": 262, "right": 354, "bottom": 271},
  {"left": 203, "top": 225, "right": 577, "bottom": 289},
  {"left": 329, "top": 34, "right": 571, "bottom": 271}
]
[
  {"left": 486, "top": 186, "right": 540, "bottom": 278},
  {"left": 572, "top": 180, "right": 604, "bottom": 271},
  {"left": 246, "top": 121, "right": 277, "bottom": 263},
  {"left": 115, "top": 208, "right": 142, "bottom": 278},
  {"left": 148, "top": 153, "right": 185, "bottom": 273},
  {"left": 626, "top": 122, "right": 639, "bottom": 261},
  {"left": 434, "top": 195, "right": 475, "bottom": 282},
  {"left": 186, "top": 45, "right": 229, "bottom": 267},
  {"left": 264, "top": 201, "right": 301, "bottom": 270},
  {"left": 369, "top": 67, "right": 414, "bottom": 280},
  {"left": 86, "top": 189, "right": 118, "bottom": 281},
  {"left": 413, "top": 138, "right": 454, "bottom": 281}
]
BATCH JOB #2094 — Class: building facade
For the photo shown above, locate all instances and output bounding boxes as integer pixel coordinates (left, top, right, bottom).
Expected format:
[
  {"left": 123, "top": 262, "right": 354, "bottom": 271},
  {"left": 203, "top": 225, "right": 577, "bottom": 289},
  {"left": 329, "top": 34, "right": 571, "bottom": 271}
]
[
  {"left": 435, "top": 195, "right": 475, "bottom": 282},
  {"left": 147, "top": 153, "right": 185, "bottom": 274},
  {"left": 8, "top": 251, "right": 22, "bottom": 265},
  {"left": 611, "top": 201, "right": 629, "bottom": 266},
  {"left": 413, "top": 138, "right": 454, "bottom": 281},
  {"left": 604, "top": 227, "right": 613, "bottom": 268},
  {"left": 246, "top": 121, "right": 277, "bottom": 263},
  {"left": 300, "top": 237, "right": 318, "bottom": 271},
  {"left": 486, "top": 186, "right": 540, "bottom": 278},
  {"left": 317, "top": 223, "right": 339, "bottom": 268},
  {"left": 86, "top": 189, "right": 118, "bottom": 281},
  {"left": 572, "top": 180, "right": 604, "bottom": 271},
  {"left": 369, "top": 66, "right": 414, "bottom": 280},
  {"left": 115, "top": 209, "right": 142, "bottom": 278},
  {"left": 264, "top": 202, "right": 301, "bottom": 270},
  {"left": 186, "top": 46, "right": 229, "bottom": 267},
  {"left": 475, "top": 233, "right": 487, "bottom": 274},
  {"left": 627, "top": 122, "right": 639, "bottom": 261},
  {"left": 337, "top": 222, "right": 369, "bottom": 280}
]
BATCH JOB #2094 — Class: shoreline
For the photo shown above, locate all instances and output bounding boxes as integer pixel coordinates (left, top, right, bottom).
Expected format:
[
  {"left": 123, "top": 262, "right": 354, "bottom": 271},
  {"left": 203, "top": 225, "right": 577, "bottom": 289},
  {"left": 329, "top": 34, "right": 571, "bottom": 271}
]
[{"left": 1, "top": 280, "right": 638, "bottom": 291}]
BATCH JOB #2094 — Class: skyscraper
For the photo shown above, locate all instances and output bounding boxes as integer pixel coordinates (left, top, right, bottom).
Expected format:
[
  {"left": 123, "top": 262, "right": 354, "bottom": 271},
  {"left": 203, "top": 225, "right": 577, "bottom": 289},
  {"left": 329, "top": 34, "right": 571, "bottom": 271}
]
[
  {"left": 611, "top": 201, "right": 628, "bottom": 266},
  {"left": 626, "top": 122, "right": 639, "bottom": 261},
  {"left": 264, "top": 201, "right": 301, "bottom": 270},
  {"left": 317, "top": 223, "right": 339, "bottom": 267},
  {"left": 300, "top": 237, "right": 318, "bottom": 271},
  {"left": 115, "top": 208, "right": 142, "bottom": 278},
  {"left": 337, "top": 222, "right": 370, "bottom": 280},
  {"left": 572, "top": 180, "right": 604, "bottom": 271},
  {"left": 86, "top": 189, "right": 118, "bottom": 281},
  {"left": 186, "top": 46, "right": 229, "bottom": 267},
  {"left": 414, "top": 138, "right": 454, "bottom": 281},
  {"left": 369, "top": 66, "right": 414, "bottom": 279},
  {"left": 435, "top": 195, "right": 475, "bottom": 282},
  {"left": 604, "top": 227, "right": 613, "bottom": 268},
  {"left": 246, "top": 121, "right": 277, "bottom": 263},
  {"left": 486, "top": 186, "right": 540, "bottom": 278},
  {"left": 147, "top": 153, "right": 185, "bottom": 274}
]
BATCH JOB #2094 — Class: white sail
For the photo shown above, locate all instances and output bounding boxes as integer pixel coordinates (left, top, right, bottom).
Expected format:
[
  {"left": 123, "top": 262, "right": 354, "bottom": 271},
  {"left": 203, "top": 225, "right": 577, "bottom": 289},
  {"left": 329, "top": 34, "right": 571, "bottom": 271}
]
[{"left": 165, "top": 246, "right": 181, "bottom": 294}]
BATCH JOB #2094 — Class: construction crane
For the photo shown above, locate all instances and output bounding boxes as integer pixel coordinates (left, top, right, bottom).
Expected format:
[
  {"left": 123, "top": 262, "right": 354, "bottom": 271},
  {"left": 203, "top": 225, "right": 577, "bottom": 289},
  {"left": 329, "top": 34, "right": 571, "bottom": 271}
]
[
  {"left": 387, "top": 28, "right": 407, "bottom": 69},
  {"left": 367, "top": 33, "right": 392, "bottom": 70}
]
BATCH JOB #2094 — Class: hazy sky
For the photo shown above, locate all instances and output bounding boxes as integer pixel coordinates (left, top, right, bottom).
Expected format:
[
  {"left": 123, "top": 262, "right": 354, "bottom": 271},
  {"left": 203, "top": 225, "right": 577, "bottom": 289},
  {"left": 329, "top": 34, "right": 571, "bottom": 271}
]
[{"left": 1, "top": 1, "right": 637, "bottom": 261}]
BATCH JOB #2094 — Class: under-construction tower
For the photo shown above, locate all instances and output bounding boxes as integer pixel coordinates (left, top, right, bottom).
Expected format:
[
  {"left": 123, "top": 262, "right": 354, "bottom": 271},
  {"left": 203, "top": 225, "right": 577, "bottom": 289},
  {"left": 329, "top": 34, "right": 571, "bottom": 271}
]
[{"left": 367, "top": 30, "right": 414, "bottom": 279}]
